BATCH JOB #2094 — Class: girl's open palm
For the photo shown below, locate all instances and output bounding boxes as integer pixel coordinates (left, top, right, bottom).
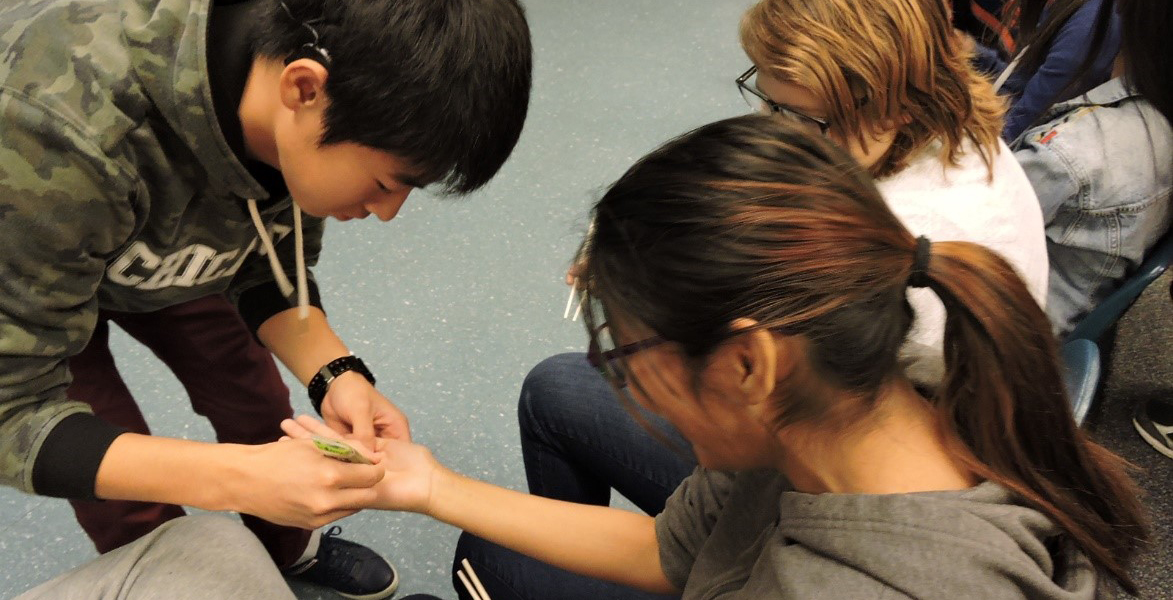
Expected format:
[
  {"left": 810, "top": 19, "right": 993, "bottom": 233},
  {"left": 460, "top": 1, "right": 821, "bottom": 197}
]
[{"left": 281, "top": 415, "right": 442, "bottom": 514}]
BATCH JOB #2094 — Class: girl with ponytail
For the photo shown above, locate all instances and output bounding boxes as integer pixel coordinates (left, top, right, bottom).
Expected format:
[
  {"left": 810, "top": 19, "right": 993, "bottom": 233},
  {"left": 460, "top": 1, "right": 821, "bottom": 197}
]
[{"left": 285, "top": 116, "right": 1147, "bottom": 599}]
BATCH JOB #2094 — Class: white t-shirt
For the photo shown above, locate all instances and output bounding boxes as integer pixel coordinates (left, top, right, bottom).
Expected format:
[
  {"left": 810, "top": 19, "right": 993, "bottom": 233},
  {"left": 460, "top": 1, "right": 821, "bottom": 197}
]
[{"left": 877, "top": 138, "right": 1048, "bottom": 384}]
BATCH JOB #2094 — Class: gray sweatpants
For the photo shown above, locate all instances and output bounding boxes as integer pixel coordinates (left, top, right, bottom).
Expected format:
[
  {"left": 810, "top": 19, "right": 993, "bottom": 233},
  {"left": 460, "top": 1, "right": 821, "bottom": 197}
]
[{"left": 15, "top": 514, "right": 297, "bottom": 600}]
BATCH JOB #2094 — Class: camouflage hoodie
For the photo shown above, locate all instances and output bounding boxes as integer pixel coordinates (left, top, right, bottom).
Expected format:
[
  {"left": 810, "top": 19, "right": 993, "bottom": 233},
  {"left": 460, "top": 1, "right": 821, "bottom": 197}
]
[{"left": 0, "top": 0, "right": 323, "bottom": 497}]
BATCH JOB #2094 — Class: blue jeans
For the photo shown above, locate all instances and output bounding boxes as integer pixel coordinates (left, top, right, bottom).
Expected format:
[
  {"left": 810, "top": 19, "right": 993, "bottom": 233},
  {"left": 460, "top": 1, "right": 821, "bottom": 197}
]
[
  {"left": 449, "top": 353, "right": 695, "bottom": 600},
  {"left": 452, "top": 533, "right": 677, "bottom": 600}
]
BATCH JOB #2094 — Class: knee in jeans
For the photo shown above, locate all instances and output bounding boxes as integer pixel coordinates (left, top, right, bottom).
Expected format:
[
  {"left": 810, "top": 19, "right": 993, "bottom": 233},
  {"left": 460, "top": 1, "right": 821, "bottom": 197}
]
[{"left": 517, "top": 353, "right": 586, "bottom": 433}]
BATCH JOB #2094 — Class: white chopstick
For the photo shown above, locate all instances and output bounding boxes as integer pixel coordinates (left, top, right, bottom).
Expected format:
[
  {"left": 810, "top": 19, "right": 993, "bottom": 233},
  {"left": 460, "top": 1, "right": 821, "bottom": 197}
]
[
  {"left": 564, "top": 284, "right": 584, "bottom": 321},
  {"left": 563, "top": 282, "right": 579, "bottom": 319},
  {"left": 562, "top": 221, "right": 595, "bottom": 322},
  {"left": 457, "top": 558, "right": 491, "bottom": 600}
]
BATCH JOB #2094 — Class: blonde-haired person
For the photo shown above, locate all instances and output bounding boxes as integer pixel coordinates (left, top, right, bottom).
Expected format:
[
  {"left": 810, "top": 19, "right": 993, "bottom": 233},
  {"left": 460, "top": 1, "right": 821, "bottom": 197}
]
[
  {"left": 507, "top": 0, "right": 1052, "bottom": 564},
  {"left": 737, "top": 0, "right": 1047, "bottom": 383}
]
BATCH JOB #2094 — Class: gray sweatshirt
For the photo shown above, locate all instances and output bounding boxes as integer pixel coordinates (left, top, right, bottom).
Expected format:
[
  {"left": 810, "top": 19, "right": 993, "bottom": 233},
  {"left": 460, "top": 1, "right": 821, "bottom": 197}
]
[{"left": 656, "top": 468, "right": 1096, "bottom": 599}]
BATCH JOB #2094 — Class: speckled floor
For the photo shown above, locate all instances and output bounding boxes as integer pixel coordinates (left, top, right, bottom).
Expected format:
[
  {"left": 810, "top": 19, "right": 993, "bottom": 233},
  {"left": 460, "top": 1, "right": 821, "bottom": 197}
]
[
  {"left": 5, "top": 0, "right": 1172, "bottom": 598},
  {"left": 1086, "top": 272, "right": 1173, "bottom": 600},
  {"left": 0, "top": 1, "right": 753, "bottom": 598}
]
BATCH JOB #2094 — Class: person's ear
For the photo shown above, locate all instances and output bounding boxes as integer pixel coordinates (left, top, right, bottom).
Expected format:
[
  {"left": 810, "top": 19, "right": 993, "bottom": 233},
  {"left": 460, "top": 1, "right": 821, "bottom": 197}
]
[
  {"left": 278, "top": 58, "right": 329, "bottom": 111},
  {"left": 704, "top": 318, "right": 783, "bottom": 408}
]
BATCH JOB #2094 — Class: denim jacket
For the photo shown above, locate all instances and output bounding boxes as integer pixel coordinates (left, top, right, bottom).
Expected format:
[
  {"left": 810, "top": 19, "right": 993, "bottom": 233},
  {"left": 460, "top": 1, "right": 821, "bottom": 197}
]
[{"left": 1012, "top": 77, "right": 1173, "bottom": 335}]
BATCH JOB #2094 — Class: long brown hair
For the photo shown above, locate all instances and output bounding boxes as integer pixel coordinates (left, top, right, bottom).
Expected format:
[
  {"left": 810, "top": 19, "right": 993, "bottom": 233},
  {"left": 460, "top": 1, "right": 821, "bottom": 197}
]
[
  {"left": 739, "top": 0, "right": 1005, "bottom": 179},
  {"left": 1009, "top": 0, "right": 1172, "bottom": 131},
  {"left": 1047, "top": 0, "right": 1173, "bottom": 181},
  {"left": 584, "top": 115, "right": 1147, "bottom": 592}
]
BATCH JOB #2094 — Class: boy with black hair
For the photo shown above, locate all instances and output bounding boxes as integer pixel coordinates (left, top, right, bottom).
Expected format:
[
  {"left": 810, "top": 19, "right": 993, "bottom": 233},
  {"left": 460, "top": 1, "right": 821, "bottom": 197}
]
[{"left": 0, "top": 0, "right": 532, "bottom": 597}]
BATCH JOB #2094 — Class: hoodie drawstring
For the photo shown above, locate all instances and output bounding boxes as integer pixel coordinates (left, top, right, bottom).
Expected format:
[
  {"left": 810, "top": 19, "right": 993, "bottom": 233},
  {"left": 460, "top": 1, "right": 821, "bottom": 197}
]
[{"left": 247, "top": 198, "right": 309, "bottom": 320}]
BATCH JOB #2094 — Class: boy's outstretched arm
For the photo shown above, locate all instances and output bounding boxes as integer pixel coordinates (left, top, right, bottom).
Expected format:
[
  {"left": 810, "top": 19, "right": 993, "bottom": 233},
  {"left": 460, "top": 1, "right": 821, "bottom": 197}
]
[{"left": 94, "top": 433, "right": 385, "bottom": 529}]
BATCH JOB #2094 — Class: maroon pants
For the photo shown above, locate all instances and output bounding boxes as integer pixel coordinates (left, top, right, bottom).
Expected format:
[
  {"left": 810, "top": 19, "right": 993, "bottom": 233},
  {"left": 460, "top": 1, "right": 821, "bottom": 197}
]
[{"left": 65, "top": 294, "right": 312, "bottom": 568}]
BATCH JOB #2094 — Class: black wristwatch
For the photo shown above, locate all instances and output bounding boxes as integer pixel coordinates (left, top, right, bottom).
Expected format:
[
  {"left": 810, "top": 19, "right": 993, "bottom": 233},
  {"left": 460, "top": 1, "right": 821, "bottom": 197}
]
[{"left": 307, "top": 355, "right": 376, "bottom": 414}]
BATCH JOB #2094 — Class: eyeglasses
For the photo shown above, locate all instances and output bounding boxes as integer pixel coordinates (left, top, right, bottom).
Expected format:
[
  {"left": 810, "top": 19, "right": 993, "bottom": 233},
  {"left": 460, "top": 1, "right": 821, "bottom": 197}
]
[
  {"left": 587, "top": 328, "right": 667, "bottom": 386},
  {"left": 580, "top": 292, "right": 668, "bottom": 396},
  {"left": 736, "top": 66, "right": 831, "bottom": 136},
  {"left": 578, "top": 289, "right": 796, "bottom": 409}
]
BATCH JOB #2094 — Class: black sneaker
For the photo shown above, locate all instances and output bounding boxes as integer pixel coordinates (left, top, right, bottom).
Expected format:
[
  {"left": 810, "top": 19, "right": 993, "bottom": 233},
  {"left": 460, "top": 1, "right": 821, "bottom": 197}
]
[
  {"left": 286, "top": 527, "right": 400, "bottom": 600},
  {"left": 1133, "top": 397, "right": 1173, "bottom": 459}
]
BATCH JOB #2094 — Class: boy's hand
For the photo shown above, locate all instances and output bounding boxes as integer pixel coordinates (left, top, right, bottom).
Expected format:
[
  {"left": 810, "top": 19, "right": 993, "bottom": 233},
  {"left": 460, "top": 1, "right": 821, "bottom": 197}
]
[
  {"left": 320, "top": 371, "right": 411, "bottom": 447},
  {"left": 283, "top": 416, "right": 441, "bottom": 515},
  {"left": 229, "top": 438, "right": 385, "bottom": 529}
]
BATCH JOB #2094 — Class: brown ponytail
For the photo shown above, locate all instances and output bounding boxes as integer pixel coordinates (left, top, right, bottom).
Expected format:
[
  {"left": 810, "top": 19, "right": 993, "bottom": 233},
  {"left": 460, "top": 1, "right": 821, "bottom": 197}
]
[{"left": 917, "top": 241, "right": 1148, "bottom": 593}]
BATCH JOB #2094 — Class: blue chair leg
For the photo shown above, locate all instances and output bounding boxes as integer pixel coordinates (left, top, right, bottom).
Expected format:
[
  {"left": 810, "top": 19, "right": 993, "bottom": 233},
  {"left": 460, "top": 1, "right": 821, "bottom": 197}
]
[{"left": 1060, "top": 339, "right": 1101, "bottom": 426}]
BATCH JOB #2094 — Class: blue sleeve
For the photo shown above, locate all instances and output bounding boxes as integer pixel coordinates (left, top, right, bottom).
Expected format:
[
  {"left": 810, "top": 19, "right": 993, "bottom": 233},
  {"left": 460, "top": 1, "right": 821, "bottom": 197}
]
[
  {"left": 1002, "top": 0, "right": 1122, "bottom": 141},
  {"left": 971, "top": 41, "right": 1008, "bottom": 77}
]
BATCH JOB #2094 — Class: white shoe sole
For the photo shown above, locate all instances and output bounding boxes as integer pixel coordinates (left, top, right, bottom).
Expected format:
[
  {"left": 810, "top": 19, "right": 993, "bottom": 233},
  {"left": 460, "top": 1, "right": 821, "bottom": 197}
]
[{"left": 1133, "top": 417, "right": 1173, "bottom": 459}]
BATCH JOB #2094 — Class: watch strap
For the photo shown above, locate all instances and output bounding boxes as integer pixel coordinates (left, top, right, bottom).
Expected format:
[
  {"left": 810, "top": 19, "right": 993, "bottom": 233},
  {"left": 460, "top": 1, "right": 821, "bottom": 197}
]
[{"left": 307, "top": 355, "right": 375, "bottom": 414}]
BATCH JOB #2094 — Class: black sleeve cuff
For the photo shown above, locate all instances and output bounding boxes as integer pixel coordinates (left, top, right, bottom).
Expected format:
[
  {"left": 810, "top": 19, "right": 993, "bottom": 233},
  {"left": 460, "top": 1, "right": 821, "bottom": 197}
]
[
  {"left": 32, "top": 412, "right": 128, "bottom": 500},
  {"left": 236, "top": 279, "right": 324, "bottom": 335}
]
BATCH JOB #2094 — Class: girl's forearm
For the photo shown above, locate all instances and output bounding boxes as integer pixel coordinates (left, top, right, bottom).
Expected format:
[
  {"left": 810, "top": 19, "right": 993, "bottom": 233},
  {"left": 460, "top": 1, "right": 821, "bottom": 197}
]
[{"left": 427, "top": 468, "right": 677, "bottom": 594}]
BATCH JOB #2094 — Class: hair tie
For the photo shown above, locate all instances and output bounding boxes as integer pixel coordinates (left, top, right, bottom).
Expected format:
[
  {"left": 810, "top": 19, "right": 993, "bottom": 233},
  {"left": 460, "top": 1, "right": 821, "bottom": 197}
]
[{"left": 908, "top": 235, "right": 932, "bottom": 288}]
